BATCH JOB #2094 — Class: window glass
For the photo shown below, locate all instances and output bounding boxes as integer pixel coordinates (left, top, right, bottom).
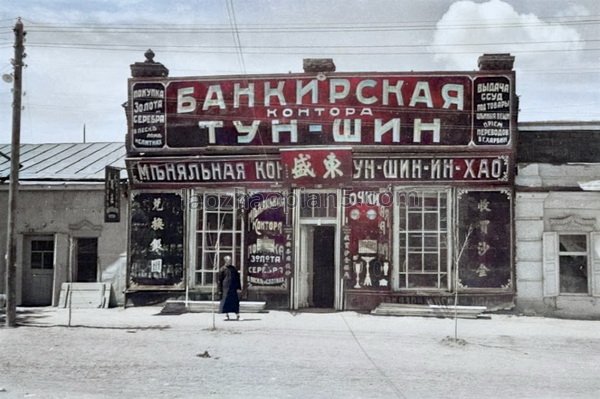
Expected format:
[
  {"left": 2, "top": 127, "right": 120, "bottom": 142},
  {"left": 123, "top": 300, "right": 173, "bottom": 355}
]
[
  {"left": 31, "top": 239, "right": 54, "bottom": 270},
  {"left": 193, "top": 192, "right": 243, "bottom": 287},
  {"left": 397, "top": 190, "right": 448, "bottom": 289},
  {"left": 558, "top": 234, "right": 588, "bottom": 294}
]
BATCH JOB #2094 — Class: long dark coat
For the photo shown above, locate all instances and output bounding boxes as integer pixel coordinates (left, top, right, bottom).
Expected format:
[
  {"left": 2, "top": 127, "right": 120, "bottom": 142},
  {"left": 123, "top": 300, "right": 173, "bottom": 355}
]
[{"left": 218, "top": 265, "right": 241, "bottom": 314}]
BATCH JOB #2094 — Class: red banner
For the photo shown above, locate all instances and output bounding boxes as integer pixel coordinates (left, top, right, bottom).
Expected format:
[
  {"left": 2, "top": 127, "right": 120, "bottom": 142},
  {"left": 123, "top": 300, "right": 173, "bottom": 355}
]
[
  {"left": 128, "top": 73, "right": 515, "bottom": 153},
  {"left": 280, "top": 148, "right": 353, "bottom": 187}
]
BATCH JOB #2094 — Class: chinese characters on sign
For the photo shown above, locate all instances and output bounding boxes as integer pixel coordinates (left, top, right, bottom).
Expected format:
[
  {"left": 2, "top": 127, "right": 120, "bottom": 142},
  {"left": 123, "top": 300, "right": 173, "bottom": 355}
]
[
  {"left": 281, "top": 149, "right": 353, "bottom": 187},
  {"left": 458, "top": 190, "right": 512, "bottom": 289},
  {"left": 104, "top": 166, "right": 121, "bottom": 223},
  {"left": 129, "top": 193, "right": 184, "bottom": 288},
  {"left": 127, "top": 154, "right": 511, "bottom": 186}
]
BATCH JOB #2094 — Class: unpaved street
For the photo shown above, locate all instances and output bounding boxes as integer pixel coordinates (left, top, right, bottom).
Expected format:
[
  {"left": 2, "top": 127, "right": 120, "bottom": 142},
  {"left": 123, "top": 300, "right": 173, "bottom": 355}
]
[{"left": 1, "top": 307, "right": 600, "bottom": 398}]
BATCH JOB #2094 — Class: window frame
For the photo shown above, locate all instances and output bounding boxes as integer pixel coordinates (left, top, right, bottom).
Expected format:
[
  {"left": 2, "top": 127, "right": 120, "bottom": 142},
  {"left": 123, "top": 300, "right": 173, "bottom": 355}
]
[
  {"left": 557, "top": 233, "right": 590, "bottom": 295},
  {"left": 394, "top": 188, "right": 452, "bottom": 291},
  {"left": 190, "top": 190, "right": 245, "bottom": 290},
  {"left": 30, "top": 237, "right": 55, "bottom": 270}
]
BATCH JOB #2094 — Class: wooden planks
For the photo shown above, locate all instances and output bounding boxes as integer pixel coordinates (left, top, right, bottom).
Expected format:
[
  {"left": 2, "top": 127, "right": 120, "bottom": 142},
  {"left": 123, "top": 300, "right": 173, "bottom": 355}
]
[{"left": 371, "top": 303, "right": 487, "bottom": 319}]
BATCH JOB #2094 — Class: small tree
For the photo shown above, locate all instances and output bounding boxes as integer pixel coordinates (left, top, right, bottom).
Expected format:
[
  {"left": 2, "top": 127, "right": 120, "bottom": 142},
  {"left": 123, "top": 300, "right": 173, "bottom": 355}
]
[{"left": 452, "top": 224, "right": 473, "bottom": 341}]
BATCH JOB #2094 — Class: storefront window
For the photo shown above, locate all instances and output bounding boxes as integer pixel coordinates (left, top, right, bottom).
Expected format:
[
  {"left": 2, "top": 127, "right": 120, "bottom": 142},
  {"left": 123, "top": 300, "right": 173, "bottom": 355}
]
[
  {"left": 397, "top": 190, "right": 449, "bottom": 289},
  {"left": 193, "top": 192, "right": 243, "bottom": 287},
  {"left": 558, "top": 234, "right": 588, "bottom": 294}
]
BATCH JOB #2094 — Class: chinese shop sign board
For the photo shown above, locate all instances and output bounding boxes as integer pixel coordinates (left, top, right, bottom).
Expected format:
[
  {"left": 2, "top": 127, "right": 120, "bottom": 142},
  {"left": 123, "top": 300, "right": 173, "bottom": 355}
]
[
  {"left": 104, "top": 166, "right": 121, "bottom": 223},
  {"left": 342, "top": 190, "right": 392, "bottom": 290},
  {"left": 129, "top": 192, "right": 184, "bottom": 289},
  {"left": 126, "top": 153, "right": 512, "bottom": 187},
  {"left": 245, "top": 192, "right": 291, "bottom": 288},
  {"left": 128, "top": 73, "right": 514, "bottom": 153},
  {"left": 457, "top": 190, "right": 512, "bottom": 289},
  {"left": 280, "top": 148, "right": 352, "bottom": 187}
]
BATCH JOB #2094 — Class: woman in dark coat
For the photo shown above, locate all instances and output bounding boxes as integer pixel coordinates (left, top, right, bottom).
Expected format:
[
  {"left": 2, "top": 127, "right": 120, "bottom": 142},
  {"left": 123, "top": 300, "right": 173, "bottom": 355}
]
[{"left": 217, "top": 255, "right": 241, "bottom": 320}]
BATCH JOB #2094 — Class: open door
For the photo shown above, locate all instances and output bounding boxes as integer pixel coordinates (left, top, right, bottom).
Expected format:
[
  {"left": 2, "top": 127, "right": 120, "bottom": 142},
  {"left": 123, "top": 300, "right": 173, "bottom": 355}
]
[{"left": 312, "top": 226, "right": 335, "bottom": 308}]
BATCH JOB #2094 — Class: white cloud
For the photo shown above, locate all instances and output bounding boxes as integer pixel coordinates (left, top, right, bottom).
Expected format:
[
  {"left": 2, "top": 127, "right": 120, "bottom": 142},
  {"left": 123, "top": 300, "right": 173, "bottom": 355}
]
[{"left": 432, "top": 0, "right": 583, "bottom": 70}]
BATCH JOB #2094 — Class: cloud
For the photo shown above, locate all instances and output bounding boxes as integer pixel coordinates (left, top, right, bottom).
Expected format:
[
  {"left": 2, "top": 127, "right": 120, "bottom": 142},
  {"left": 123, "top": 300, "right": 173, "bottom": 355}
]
[{"left": 432, "top": 0, "right": 583, "bottom": 70}]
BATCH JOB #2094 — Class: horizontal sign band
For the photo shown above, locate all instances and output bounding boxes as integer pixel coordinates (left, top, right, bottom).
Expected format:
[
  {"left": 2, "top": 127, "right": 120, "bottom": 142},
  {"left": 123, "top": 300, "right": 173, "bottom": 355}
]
[{"left": 126, "top": 154, "right": 511, "bottom": 186}]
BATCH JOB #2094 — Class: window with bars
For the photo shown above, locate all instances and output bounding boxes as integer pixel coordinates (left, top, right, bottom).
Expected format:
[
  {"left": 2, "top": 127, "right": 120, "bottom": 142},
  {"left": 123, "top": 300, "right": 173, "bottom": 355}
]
[
  {"left": 397, "top": 190, "right": 449, "bottom": 289},
  {"left": 193, "top": 192, "right": 243, "bottom": 287}
]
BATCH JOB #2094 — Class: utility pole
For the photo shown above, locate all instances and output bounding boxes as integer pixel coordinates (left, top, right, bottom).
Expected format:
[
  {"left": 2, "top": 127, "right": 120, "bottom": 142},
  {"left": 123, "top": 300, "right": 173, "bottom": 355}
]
[{"left": 5, "top": 18, "right": 25, "bottom": 327}]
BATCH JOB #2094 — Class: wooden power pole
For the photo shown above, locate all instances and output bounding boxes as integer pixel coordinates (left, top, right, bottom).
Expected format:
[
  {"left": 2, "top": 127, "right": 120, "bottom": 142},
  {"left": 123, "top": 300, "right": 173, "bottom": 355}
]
[{"left": 5, "top": 18, "right": 25, "bottom": 327}]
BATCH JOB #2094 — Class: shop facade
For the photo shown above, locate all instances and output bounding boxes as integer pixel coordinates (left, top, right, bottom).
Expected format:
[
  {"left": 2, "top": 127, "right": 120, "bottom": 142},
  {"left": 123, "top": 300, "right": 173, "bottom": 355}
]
[{"left": 125, "top": 52, "right": 517, "bottom": 310}]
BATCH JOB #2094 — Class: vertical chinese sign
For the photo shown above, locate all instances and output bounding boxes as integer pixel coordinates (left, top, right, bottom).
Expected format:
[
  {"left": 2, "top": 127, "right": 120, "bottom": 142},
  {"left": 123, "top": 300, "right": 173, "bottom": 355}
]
[
  {"left": 343, "top": 190, "right": 392, "bottom": 290},
  {"left": 104, "top": 166, "right": 121, "bottom": 223},
  {"left": 246, "top": 192, "right": 291, "bottom": 288},
  {"left": 129, "top": 192, "right": 184, "bottom": 288},
  {"left": 457, "top": 190, "right": 512, "bottom": 289}
]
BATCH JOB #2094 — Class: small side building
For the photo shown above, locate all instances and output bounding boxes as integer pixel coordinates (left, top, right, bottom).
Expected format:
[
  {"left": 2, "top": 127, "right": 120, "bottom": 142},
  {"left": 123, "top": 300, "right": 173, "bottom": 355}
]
[
  {"left": 0, "top": 142, "right": 128, "bottom": 306},
  {"left": 516, "top": 121, "right": 600, "bottom": 319}
]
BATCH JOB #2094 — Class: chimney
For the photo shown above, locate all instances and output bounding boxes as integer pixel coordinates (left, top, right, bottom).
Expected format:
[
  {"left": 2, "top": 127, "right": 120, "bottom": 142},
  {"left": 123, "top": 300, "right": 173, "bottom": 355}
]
[
  {"left": 303, "top": 58, "right": 336, "bottom": 73},
  {"left": 478, "top": 53, "right": 514, "bottom": 71}
]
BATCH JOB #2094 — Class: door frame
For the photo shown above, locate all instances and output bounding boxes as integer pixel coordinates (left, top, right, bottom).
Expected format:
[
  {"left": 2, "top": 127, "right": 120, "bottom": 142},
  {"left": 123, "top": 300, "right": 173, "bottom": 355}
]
[
  {"left": 22, "top": 234, "right": 56, "bottom": 306},
  {"left": 291, "top": 188, "right": 343, "bottom": 310}
]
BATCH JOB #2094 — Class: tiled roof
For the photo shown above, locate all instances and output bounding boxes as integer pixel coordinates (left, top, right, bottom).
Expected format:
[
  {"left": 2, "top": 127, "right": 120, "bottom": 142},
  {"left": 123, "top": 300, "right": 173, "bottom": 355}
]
[{"left": 0, "top": 142, "right": 126, "bottom": 182}]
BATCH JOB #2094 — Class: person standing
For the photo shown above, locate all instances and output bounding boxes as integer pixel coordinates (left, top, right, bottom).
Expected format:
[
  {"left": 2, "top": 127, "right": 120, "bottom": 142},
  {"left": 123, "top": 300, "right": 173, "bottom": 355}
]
[{"left": 217, "top": 255, "right": 241, "bottom": 320}]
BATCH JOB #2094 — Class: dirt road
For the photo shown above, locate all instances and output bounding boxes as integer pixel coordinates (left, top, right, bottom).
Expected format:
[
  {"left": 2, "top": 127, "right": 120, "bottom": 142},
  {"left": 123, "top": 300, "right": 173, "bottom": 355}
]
[{"left": 1, "top": 307, "right": 600, "bottom": 398}]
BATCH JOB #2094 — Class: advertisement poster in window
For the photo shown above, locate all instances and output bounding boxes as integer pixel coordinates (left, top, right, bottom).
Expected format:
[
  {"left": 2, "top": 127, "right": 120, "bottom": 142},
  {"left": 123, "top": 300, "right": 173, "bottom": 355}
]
[
  {"left": 246, "top": 192, "right": 290, "bottom": 288},
  {"left": 457, "top": 190, "right": 512, "bottom": 289},
  {"left": 343, "top": 189, "right": 392, "bottom": 290},
  {"left": 129, "top": 192, "right": 184, "bottom": 288}
]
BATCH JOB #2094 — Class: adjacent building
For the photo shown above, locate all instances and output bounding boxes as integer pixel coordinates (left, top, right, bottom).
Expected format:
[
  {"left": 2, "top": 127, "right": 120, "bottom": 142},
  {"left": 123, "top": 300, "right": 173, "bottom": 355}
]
[
  {"left": 0, "top": 143, "right": 127, "bottom": 306},
  {"left": 516, "top": 121, "right": 600, "bottom": 319}
]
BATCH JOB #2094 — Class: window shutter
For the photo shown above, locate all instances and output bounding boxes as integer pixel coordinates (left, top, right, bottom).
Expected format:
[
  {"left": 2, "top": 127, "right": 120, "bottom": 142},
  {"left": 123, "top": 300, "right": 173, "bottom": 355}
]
[
  {"left": 542, "top": 232, "right": 559, "bottom": 297},
  {"left": 591, "top": 232, "right": 600, "bottom": 297}
]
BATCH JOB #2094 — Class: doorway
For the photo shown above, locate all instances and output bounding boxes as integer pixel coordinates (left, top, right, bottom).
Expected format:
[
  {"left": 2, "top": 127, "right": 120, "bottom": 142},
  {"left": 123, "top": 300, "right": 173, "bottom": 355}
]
[
  {"left": 312, "top": 226, "right": 335, "bottom": 307},
  {"left": 76, "top": 238, "right": 98, "bottom": 282},
  {"left": 22, "top": 236, "right": 55, "bottom": 306},
  {"left": 298, "top": 225, "right": 336, "bottom": 308}
]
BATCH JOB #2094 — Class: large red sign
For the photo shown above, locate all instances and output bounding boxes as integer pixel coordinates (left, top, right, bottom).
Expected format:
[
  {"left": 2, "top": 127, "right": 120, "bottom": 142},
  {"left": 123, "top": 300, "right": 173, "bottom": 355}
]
[
  {"left": 128, "top": 73, "right": 513, "bottom": 153},
  {"left": 126, "top": 153, "right": 512, "bottom": 187}
]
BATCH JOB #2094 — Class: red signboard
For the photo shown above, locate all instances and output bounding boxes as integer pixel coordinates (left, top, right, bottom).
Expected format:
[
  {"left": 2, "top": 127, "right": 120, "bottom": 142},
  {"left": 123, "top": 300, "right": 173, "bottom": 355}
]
[
  {"left": 126, "top": 153, "right": 512, "bottom": 187},
  {"left": 280, "top": 148, "right": 353, "bottom": 187},
  {"left": 128, "top": 72, "right": 514, "bottom": 153}
]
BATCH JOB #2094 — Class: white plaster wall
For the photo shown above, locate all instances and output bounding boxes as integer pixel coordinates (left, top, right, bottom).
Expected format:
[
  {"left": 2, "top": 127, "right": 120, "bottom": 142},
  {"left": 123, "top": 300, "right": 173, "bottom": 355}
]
[
  {"left": 515, "top": 184, "right": 600, "bottom": 318},
  {"left": 0, "top": 185, "right": 128, "bottom": 306}
]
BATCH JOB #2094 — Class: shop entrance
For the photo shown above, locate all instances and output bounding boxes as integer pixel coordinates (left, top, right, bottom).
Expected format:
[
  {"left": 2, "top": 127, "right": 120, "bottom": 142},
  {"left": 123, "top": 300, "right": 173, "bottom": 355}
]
[
  {"left": 312, "top": 226, "right": 336, "bottom": 307},
  {"left": 294, "top": 190, "right": 341, "bottom": 310},
  {"left": 297, "top": 224, "right": 337, "bottom": 309}
]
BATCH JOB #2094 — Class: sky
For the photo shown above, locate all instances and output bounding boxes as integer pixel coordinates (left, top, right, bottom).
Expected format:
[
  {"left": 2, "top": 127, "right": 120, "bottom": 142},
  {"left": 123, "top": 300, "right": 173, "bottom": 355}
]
[{"left": 0, "top": 0, "right": 598, "bottom": 144}]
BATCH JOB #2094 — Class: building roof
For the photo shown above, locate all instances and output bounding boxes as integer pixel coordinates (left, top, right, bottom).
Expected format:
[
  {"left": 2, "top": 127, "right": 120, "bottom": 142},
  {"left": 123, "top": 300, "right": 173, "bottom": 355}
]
[
  {"left": 0, "top": 142, "right": 126, "bottom": 182},
  {"left": 518, "top": 121, "right": 600, "bottom": 164}
]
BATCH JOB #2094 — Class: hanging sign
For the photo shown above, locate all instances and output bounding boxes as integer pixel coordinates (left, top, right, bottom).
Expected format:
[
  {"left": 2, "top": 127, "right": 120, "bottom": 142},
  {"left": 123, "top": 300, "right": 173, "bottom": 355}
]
[{"left": 104, "top": 166, "right": 121, "bottom": 223}]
